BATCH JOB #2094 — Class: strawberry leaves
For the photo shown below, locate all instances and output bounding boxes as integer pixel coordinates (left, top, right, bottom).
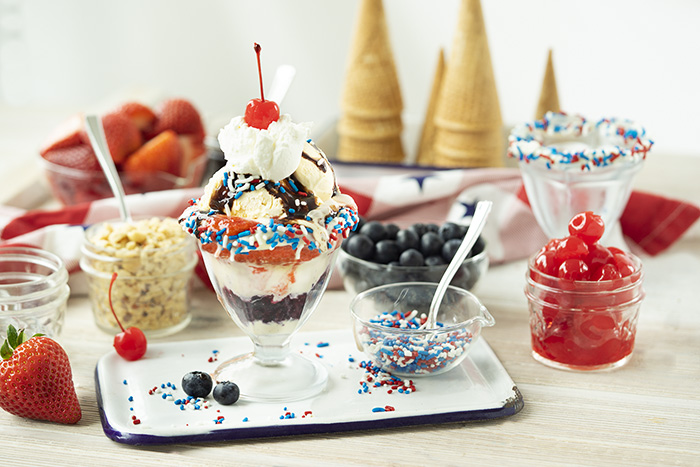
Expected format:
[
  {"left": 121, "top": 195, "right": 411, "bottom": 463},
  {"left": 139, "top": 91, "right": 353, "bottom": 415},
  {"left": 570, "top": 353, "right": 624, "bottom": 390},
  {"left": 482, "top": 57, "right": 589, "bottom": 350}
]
[{"left": 1, "top": 325, "right": 42, "bottom": 360}]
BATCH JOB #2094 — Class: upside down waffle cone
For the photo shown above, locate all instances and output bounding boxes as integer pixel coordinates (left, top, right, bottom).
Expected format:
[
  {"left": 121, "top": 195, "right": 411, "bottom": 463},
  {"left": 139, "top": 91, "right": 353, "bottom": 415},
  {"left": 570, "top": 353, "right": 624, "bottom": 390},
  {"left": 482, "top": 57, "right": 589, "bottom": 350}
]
[
  {"left": 337, "top": 114, "right": 403, "bottom": 140},
  {"left": 416, "top": 49, "right": 446, "bottom": 166},
  {"left": 433, "top": 0, "right": 502, "bottom": 132},
  {"left": 433, "top": 126, "right": 503, "bottom": 168},
  {"left": 535, "top": 49, "right": 561, "bottom": 120},
  {"left": 337, "top": 134, "right": 404, "bottom": 163},
  {"left": 340, "top": 0, "right": 403, "bottom": 119}
]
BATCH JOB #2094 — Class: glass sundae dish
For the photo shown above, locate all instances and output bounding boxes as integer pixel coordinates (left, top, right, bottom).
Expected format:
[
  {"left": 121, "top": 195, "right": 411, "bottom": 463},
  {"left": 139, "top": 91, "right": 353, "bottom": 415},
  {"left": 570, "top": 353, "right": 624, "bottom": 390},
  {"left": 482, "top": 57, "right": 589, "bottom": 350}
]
[
  {"left": 508, "top": 112, "right": 653, "bottom": 242},
  {"left": 180, "top": 45, "right": 358, "bottom": 402}
]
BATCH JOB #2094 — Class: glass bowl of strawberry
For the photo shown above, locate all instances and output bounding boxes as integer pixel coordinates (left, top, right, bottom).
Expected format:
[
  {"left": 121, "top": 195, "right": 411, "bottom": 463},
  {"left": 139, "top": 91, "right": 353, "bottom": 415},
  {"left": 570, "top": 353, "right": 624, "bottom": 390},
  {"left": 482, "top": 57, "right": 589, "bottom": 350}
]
[
  {"left": 525, "top": 211, "right": 645, "bottom": 371},
  {"left": 39, "top": 99, "right": 209, "bottom": 205}
]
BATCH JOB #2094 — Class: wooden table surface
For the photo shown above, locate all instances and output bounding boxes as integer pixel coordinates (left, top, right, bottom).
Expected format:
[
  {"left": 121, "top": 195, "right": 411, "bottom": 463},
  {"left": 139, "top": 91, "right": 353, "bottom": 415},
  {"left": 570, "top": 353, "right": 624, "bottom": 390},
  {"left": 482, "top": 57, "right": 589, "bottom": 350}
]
[{"left": 0, "top": 108, "right": 699, "bottom": 465}]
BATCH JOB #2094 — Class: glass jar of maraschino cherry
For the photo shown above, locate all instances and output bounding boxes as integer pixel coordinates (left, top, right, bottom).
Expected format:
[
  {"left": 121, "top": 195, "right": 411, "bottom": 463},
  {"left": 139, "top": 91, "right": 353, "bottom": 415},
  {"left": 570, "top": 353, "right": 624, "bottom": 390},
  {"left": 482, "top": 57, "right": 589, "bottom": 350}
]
[{"left": 525, "top": 211, "right": 645, "bottom": 371}]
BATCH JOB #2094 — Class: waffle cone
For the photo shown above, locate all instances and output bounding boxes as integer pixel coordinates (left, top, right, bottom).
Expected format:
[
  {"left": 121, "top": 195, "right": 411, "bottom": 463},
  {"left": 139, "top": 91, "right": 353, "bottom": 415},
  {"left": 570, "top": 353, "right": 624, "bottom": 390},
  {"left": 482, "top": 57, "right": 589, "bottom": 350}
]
[
  {"left": 535, "top": 49, "right": 561, "bottom": 119},
  {"left": 337, "top": 134, "right": 404, "bottom": 163},
  {"left": 416, "top": 49, "right": 446, "bottom": 166},
  {"left": 340, "top": 0, "right": 403, "bottom": 118},
  {"left": 433, "top": 0, "right": 502, "bottom": 131},
  {"left": 433, "top": 126, "right": 503, "bottom": 168},
  {"left": 337, "top": 114, "right": 403, "bottom": 140}
]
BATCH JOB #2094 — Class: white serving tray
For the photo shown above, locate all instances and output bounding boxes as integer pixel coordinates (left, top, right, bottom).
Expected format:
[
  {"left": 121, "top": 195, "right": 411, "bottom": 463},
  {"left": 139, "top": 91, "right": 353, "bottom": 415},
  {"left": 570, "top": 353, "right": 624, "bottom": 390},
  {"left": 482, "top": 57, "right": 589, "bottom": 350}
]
[{"left": 95, "top": 329, "right": 523, "bottom": 445}]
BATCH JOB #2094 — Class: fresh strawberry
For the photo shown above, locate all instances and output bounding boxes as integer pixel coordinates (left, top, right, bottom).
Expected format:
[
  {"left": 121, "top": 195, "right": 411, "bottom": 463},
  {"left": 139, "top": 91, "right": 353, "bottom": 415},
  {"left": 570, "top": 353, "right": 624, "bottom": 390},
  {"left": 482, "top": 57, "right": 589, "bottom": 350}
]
[
  {"left": 39, "top": 114, "right": 84, "bottom": 157},
  {"left": 152, "top": 98, "right": 206, "bottom": 143},
  {"left": 178, "top": 134, "right": 207, "bottom": 178},
  {"left": 111, "top": 101, "right": 157, "bottom": 135},
  {"left": 0, "top": 325, "right": 81, "bottom": 424},
  {"left": 42, "top": 143, "right": 101, "bottom": 171},
  {"left": 81, "top": 112, "right": 142, "bottom": 164},
  {"left": 123, "top": 129, "right": 182, "bottom": 176}
]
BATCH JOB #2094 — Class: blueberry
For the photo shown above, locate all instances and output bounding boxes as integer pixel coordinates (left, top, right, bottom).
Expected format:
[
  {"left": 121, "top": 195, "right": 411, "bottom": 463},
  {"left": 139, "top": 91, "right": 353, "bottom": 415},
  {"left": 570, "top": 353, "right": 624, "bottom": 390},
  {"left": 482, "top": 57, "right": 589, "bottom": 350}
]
[
  {"left": 345, "top": 234, "right": 375, "bottom": 260},
  {"left": 420, "top": 232, "right": 444, "bottom": 257},
  {"left": 375, "top": 240, "right": 401, "bottom": 264},
  {"left": 425, "top": 223, "right": 440, "bottom": 233},
  {"left": 439, "top": 222, "right": 466, "bottom": 241},
  {"left": 442, "top": 238, "right": 463, "bottom": 262},
  {"left": 399, "top": 249, "right": 425, "bottom": 267},
  {"left": 396, "top": 229, "right": 420, "bottom": 251},
  {"left": 385, "top": 223, "right": 400, "bottom": 240},
  {"left": 213, "top": 381, "right": 240, "bottom": 405},
  {"left": 407, "top": 223, "right": 427, "bottom": 238},
  {"left": 182, "top": 371, "right": 213, "bottom": 398},
  {"left": 360, "top": 221, "right": 386, "bottom": 243},
  {"left": 425, "top": 255, "right": 447, "bottom": 266}
]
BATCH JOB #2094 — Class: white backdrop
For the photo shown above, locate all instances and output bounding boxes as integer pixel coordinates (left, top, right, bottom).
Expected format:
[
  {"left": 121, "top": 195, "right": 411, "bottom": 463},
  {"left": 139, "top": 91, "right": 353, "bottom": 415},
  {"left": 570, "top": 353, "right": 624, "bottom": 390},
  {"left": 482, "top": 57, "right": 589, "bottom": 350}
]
[{"left": 1, "top": 0, "right": 698, "bottom": 157}]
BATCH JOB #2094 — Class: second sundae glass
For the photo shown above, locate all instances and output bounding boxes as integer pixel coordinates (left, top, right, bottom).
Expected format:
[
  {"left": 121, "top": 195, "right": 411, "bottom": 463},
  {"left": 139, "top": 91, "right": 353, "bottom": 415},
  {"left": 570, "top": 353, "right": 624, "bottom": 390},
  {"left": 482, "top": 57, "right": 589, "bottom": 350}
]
[
  {"left": 509, "top": 112, "right": 653, "bottom": 242},
  {"left": 202, "top": 245, "right": 339, "bottom": 402}
]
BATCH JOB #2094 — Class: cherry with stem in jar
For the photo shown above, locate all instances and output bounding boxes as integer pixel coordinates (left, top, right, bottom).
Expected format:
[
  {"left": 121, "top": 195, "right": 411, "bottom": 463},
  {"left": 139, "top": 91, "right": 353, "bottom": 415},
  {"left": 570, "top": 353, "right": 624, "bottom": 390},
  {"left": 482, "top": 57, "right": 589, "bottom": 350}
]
[
  {"left": 108, "top": 272, "right": 147, "bottom": 361},
  {"left": 244, "top": 43, "right": 280, "bottom": 130}
]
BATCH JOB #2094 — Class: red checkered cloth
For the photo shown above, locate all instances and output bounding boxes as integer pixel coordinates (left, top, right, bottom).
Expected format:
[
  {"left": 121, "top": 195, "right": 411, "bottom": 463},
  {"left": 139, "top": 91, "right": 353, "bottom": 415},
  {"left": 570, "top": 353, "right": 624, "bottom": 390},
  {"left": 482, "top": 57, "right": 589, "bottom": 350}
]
[{"left": 1, "top": 167, "right": 698, "bottom": 294}]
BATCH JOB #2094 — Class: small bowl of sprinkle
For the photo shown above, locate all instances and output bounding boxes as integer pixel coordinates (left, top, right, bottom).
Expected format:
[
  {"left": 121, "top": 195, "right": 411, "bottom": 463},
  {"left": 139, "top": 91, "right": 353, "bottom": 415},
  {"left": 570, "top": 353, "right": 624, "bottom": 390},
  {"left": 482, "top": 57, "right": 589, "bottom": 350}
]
[{"left": 349, "top": 282, "right": 495, "bottom": 377}]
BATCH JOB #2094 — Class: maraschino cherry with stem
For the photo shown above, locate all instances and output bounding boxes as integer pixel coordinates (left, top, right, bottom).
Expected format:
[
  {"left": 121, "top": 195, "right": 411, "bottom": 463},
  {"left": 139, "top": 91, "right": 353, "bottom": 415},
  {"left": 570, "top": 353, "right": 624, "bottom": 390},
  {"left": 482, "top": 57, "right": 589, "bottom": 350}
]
[
  {"left": 244, "top": 43, "right": 280, "bottom": 130},
  {"left": 108, "top": 272, "right": 147, "bottom": 361}
]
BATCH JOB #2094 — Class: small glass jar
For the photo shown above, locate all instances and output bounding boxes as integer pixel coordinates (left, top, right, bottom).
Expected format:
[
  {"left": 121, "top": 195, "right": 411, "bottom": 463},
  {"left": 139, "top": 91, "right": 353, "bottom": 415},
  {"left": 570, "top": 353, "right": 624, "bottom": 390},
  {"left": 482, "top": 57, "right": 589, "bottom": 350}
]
[
  {"left": 80, "top": 217, "right": 197, "bottom": 337},
  {"left": 525, "top": 254, "right": 644, "bottom": 371},
  {"left": 0, "top": 246, "right": 70, "bottom": 338}
]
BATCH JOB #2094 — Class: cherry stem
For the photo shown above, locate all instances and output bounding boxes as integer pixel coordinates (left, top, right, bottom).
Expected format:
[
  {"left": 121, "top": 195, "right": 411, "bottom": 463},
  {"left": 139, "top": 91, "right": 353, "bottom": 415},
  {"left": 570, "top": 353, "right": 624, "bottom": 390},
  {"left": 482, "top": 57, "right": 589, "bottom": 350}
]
[
  {"left": 254, "top": 42, "right": 265, "bottom": 102},
  {"left": 109, "top": 272, "right": 126, "bottom": 333}
]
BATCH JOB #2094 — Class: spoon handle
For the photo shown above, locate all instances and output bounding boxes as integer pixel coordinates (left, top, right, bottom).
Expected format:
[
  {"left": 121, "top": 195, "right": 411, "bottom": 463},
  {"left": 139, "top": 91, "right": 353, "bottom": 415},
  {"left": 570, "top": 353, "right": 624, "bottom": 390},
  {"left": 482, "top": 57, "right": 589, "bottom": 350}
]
[
  {"left": 426, "top": 200, "right": 493, "bottom": 328},
  {"left": 84, "top": 115, "right": 132, "bottom": 222},
  {"left": 267, "top": 65, "right": 296, "bottom": 105}
]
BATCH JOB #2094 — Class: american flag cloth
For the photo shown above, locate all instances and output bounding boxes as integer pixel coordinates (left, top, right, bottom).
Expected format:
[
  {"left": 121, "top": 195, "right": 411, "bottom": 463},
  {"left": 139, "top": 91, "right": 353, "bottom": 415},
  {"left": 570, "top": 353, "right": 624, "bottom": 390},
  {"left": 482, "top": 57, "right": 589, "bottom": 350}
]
[{"left": 1, "top": 167, "right": 698, "bottom": 294}]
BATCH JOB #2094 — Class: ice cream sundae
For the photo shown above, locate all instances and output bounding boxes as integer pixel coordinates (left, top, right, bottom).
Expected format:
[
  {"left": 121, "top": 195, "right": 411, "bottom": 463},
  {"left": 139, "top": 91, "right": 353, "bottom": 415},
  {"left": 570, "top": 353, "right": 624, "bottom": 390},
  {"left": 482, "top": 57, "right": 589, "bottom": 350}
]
[{"left": 179, "top": 44, "right": 358, "bottom": 401}]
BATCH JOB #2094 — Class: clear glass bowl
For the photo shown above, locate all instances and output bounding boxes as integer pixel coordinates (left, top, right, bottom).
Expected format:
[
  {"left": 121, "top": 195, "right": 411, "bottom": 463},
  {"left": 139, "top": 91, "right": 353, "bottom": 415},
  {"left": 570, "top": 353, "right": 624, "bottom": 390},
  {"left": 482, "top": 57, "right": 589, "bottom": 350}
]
[
  {"left": 337, "top": 239, "right": 488, "bottom": 296},
  {"left": 519, "top": 155, "right": 643, "bottom": 242},
  {"left": 39, "top": 153, "right": 208, "bottom": 206},
  {"left": 350, "top": 282, "right": 495, "bottom": 377},
  {"left": 80, "top": 217, "right": 197, "bottom": 337},
  {"left": 0, "top": 246, "right": 70, "bottom": 338},
  {"left": 525, "top": 254, "right": 644, "bottom": 371},
  {"left": 202, "top": 246, "right": 340, "bottom": 402}
]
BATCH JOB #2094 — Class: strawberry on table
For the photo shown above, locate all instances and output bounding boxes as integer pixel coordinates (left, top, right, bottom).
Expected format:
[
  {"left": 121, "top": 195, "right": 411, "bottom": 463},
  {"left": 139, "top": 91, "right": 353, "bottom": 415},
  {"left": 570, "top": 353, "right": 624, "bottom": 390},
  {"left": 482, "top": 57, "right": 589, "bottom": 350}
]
[
  {"left": 123, "top": 129, "right": 182, "bottom": 176},
  {"left": 152, "top": 98, "right": 206, "bottom": 144},
  {"left": 0, "top": 325, "right": 81, "bottom": 424}
]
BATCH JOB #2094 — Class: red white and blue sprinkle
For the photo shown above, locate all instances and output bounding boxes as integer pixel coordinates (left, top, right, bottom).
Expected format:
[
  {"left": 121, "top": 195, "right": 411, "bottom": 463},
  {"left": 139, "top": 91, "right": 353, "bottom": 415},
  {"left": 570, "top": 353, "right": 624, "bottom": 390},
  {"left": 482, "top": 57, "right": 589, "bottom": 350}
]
[
  {"left": 508, "top": 111, "right": 653, "bottom": 171},
  {"left": 357, "top": 310, "right": 473, "bottom": 375}
]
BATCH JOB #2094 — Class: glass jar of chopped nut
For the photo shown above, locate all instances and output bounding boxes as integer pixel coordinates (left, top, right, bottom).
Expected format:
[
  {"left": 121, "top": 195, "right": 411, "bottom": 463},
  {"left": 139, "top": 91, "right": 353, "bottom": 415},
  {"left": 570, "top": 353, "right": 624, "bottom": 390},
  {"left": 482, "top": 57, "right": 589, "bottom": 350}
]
[{"left": 80, "top": 217, "right": 197, "bottom": 337}]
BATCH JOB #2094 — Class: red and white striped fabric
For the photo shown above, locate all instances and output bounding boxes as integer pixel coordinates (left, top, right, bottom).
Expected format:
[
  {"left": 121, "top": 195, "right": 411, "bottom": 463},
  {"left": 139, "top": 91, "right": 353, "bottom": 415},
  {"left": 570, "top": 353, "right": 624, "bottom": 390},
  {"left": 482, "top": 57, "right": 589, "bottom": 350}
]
[{"left": 1, "top": 167, "right": 698, "bottom": 294}]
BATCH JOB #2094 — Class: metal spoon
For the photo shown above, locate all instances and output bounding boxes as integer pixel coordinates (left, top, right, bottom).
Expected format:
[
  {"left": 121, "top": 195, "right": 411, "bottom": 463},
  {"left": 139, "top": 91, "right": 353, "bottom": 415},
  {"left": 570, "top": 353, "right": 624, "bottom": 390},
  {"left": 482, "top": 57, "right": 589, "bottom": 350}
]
[
  {"left": 421, "top": 200, "right": 493, "bottom": 330},
  {"left": 84, "top": 114, "right": 132, "bottom": 222}
]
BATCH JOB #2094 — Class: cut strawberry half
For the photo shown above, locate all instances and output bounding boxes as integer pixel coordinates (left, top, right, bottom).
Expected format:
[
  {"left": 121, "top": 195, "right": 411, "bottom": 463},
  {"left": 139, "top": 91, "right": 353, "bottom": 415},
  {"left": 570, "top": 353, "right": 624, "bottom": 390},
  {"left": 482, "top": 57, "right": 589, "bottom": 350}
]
[
  {"left": 123, "top": 129, "right": 182, "bottom": 176},
  {"left": 81, "top": 112, "right": 142, "bottom": 164},
  {"left": 152, "top": 98, "right": 206, "bottom": 143},
  {"left": 42, "top": 143, "right": 101, "bottom": 171},
  {"left": 39, "top": 114, "right": 84, "bottom": 157},
  {"left": 112, "top": 102, "right": 157, "bottom": 135}
]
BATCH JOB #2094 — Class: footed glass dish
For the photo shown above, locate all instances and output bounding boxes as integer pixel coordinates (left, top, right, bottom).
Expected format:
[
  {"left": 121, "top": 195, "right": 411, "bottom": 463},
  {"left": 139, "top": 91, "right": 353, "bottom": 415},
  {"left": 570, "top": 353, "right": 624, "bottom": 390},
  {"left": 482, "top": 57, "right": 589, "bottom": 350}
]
[{"left": 201, "top": 246, "right": 339, "bottom": 402}]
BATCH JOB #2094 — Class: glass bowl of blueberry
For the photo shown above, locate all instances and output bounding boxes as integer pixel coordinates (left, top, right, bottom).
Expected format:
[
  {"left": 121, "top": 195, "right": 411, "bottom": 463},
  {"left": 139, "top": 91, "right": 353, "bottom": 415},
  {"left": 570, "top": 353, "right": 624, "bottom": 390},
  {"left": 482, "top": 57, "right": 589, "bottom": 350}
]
[{"left": 337, "top": 219, "right": 489, "bottom": 296}]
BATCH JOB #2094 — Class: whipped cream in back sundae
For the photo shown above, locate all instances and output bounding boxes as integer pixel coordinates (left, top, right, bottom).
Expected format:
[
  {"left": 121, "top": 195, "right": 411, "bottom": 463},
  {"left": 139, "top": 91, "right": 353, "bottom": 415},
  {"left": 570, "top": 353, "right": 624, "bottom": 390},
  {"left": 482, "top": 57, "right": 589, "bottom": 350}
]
[{"left": 180, "top": 101, "right": 357, "bottom": 339}]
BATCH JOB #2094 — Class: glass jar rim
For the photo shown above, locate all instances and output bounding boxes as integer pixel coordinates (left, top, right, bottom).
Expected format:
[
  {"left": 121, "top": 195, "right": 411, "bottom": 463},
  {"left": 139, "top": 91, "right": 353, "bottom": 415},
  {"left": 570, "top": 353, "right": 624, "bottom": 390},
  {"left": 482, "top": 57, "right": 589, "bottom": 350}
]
[
  {"left": 82, "top": 217, "right": 194, "bottom": 255},
  {"left": 349, "top": 281, "right": 495, "bottom": 334},
  {"left": 0, "top": 246, "right": 69, "bottom": 303}
]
